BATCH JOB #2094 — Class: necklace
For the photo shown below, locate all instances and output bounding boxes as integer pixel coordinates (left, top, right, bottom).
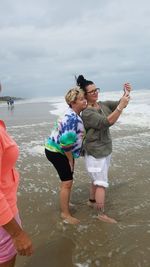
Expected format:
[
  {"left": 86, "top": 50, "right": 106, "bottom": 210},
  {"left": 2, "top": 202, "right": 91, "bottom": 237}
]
[
  {"left": 88, "top": 102, "right": 106, "bottom": 117},
  {"left": 88, "top": 102, "right": 100, "bottom": 109}
]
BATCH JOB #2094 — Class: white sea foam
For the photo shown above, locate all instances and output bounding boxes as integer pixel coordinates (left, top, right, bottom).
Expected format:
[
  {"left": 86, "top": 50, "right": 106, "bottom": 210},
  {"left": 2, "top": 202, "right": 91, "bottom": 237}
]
[
  {"left": 113, "top": 131, "right": 150, "bottom": 151},
  {"left": 118, "top": 90, "right": 150, "bottom": 128},
  {"left": 26, "top": 145, "right": 44, "bottom": 156},
  {"left": 75, "top": 264, "right": 89, "bottom": 267},
  {"left": 8, "top": 122, "right": 50, "bottom": 129},
  {"left": 20, "top": 141, "right": 44, "bottom": 157},
  {"left": 49, "top": 101, "right": 68, "bottom": 115}
]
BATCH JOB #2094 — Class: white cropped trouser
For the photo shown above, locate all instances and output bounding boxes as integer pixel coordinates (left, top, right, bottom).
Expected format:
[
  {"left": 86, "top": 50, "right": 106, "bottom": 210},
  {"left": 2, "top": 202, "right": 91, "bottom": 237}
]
[{"left": 84, "top": 154, "right": 111, "bottom": 188}]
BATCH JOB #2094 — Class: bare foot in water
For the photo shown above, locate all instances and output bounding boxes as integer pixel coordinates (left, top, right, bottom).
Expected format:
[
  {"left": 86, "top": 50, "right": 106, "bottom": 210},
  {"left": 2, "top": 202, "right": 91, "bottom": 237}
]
[
  {"left": 97, "top": 214, "right": 117, "bottom": 224},
  {"left": 87, "top": 200, "right": 96, "bottom": 208},
  {"left": 61, "top": 213, "right": 80, "bottom": 224}
]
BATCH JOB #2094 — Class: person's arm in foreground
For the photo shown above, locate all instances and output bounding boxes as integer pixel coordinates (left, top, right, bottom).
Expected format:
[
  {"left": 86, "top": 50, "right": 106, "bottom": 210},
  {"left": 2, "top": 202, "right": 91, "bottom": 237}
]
[{"left": 2, "top": 219, "right": 33, "bottom": 256}]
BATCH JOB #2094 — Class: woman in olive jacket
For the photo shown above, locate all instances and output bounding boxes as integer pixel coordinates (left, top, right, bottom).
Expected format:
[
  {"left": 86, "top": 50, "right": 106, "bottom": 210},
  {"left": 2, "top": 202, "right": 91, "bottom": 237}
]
[{"left": 77, "top": 75, "right": 131, "bottom": 223}]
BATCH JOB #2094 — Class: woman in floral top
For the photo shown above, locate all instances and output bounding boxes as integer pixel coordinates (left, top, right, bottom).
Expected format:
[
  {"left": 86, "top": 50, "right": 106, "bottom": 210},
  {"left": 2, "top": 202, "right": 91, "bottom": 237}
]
[{"left": 45, "top": 87, "right": 87, "bottom": 224}]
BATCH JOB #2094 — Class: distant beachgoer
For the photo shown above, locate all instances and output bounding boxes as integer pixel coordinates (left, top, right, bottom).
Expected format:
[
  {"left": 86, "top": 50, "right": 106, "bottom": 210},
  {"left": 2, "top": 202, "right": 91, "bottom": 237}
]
[
  {"left": 76, "top": 75, "right": 131, "bottom": 223},
  {"left": 45, "top": 87, "right": 87, "bottom": 224},
  {"left": 0, "top": 88, "right": 33, "bottom": 266},
  {"left": 10, "top": 98, "right": 14, "bottom": 107}
]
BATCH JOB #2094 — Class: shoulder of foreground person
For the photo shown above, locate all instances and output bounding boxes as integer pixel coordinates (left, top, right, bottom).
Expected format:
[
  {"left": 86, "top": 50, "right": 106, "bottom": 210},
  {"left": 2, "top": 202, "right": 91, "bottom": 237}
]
[{"left": 0, "top": 120, "right": 6, "bottom": 129}]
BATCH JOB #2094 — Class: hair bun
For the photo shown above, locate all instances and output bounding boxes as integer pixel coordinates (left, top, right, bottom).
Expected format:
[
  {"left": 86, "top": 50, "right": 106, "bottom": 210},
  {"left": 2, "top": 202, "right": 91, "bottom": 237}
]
[
  {"left": 76, "top": 75, "right": 86, "bottom": 88},
  {"left": 76, "top": 74, "right": 94, "bottom": 90}
]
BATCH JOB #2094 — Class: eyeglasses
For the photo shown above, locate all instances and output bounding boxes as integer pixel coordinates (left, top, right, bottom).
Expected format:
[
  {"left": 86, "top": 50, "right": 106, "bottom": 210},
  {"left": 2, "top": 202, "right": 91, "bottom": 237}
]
[{"left": 86, "top": 88, "right": 100, "bottom": 95}]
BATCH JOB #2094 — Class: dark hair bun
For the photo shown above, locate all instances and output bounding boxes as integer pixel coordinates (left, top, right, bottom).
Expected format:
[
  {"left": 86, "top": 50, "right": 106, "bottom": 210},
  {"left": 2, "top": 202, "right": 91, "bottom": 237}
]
[
  {"left": 76, "top": 75, "right": 87, "bottom": 88},
  {"left": 76, "top": 74, "right": 94, "bottom": 91}
]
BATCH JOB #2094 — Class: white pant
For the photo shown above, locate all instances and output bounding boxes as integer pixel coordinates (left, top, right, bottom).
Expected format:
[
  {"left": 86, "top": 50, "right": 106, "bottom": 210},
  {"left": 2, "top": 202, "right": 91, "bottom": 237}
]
[{"left": 84, "top": 154, "right": 111, "bottom": 188}]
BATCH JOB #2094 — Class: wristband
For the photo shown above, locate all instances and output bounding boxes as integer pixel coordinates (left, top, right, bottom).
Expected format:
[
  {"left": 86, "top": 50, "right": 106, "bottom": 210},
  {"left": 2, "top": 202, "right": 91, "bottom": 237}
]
[{"left": 116, "top": 106, "right": 123, "bottom": 112}]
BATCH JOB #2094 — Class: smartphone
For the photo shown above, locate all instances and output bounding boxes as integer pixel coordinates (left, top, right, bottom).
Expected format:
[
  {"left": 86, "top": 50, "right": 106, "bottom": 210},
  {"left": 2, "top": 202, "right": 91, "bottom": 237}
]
[{"left": 124, "top": 84, "right": 130, "bottom": 95}]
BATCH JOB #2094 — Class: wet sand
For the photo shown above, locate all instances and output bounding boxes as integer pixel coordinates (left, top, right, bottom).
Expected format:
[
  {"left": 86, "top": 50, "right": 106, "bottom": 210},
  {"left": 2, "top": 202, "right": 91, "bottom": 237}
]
[
  {"left": 17, "top": 146, "right": 150, "bottom": 267},
  {"left": 1, "top": 101, "right": 150, "bottom": 267}
]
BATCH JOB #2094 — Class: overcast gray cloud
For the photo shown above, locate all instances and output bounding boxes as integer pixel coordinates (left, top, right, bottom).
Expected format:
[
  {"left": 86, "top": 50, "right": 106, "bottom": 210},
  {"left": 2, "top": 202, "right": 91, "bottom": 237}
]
[{"left": 0, "top": 0, "right": 150, "bottom": 97}]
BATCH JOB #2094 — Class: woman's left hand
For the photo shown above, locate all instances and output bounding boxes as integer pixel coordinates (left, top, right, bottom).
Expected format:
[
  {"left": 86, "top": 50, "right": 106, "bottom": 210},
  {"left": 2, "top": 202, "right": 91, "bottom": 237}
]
[
  {"left": 69, "top": 160, "right": 74, "bottom": 172},
  {"left": 12, "top": 230, "right": 33, "bottom": 256}
]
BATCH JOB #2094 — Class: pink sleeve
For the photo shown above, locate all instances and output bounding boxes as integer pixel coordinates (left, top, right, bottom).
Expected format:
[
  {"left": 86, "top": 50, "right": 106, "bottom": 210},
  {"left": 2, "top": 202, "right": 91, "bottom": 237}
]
[{"left": 0, "top": 142, "right": 13, "bottom": 226}]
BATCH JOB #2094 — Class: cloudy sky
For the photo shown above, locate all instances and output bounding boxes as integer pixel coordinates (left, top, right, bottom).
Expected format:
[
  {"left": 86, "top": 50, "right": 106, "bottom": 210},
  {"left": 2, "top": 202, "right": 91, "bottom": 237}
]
[{"left": 0, "top": 0, "right": 150, "bottom": 97}]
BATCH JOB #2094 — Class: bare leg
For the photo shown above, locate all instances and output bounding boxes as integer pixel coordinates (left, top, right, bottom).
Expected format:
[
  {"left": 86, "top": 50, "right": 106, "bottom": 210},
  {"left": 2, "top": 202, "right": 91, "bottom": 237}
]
[
  {"left": 95, "top": 186, "right": 105, "bottom": 211},
  {"left": 60, "top": 180, "right": 80, "bottom": 224},
  {"left": 87, "top": 182, "right": 96, "bottom": 207},
  {"left": 0, "top": 256, "right": 16, "bottom": 267},
  {"left": 89, "top": 182, "right": 96, "bottom": 200},
  {"left": 95, "top": 186, "right": 117, "bottom": 224}
]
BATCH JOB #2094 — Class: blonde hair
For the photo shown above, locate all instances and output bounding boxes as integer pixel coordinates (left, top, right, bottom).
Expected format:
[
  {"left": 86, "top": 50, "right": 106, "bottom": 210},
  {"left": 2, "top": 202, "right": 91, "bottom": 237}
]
[{"left": 65, "top": 87, "right": 84, "bottom": 106}]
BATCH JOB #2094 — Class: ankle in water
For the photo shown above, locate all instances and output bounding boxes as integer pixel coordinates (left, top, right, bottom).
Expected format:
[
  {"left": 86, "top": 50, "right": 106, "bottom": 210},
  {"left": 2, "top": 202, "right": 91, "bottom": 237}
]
[{"left": 89, "top": 199, "right": 96, "bottom": 203}]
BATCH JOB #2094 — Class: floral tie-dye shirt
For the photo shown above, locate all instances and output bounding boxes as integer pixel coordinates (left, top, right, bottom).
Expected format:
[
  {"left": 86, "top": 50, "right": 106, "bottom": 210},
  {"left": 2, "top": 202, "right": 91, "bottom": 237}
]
[{"left": 45, "top": 108, "right": 85, "bottom": 158}]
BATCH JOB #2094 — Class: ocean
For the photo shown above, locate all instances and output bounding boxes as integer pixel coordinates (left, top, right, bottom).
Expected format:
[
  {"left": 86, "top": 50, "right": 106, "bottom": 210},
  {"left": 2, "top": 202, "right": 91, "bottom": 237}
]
[{"left": 0, "top": 89, "right": 150, "bottom": 267}]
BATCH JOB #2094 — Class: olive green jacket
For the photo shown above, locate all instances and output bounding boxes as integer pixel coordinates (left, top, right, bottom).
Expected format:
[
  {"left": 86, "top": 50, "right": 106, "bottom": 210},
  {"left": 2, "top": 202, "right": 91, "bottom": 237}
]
[{"left": 81, "top": 100, "right": 119, "bottom": 158}]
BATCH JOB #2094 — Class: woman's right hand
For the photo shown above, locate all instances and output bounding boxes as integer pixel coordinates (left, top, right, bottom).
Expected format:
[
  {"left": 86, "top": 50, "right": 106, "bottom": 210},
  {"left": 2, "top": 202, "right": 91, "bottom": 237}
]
[
  {"left": 12, "top": 230, "right": 33, "bottom": 256},
  {"left": 123, "top": 83, "right": 132, "bottom": 95}
]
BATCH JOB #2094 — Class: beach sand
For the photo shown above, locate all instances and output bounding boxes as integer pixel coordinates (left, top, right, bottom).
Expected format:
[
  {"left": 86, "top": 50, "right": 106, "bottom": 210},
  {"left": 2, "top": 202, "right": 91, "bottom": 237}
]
[{"left": 1, "top": 100, "right": 150, "bottom": 267}]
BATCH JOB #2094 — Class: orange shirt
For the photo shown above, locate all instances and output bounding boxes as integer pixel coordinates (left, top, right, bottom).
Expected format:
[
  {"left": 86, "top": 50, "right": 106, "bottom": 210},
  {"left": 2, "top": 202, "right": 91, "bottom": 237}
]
[{"left": 0, "top": 120, "right": 19, "bottom": 226}]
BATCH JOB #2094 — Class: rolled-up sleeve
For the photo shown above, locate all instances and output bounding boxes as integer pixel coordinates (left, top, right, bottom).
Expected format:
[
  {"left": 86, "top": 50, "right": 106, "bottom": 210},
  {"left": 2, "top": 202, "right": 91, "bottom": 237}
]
[
  {"left": 59, "top": 132, "right": 77, "bottom": 151},
  {"left": 82, "top": 109, "right": 111, "bottom": 130},
  {"left": 103, "top": 101, "right": 119, "bottom": 112}
]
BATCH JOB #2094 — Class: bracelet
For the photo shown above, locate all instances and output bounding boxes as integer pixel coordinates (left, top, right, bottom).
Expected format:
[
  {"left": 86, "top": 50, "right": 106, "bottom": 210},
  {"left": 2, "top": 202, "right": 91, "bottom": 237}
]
[{"left": 116, "top": 106, "right": 123, "bottom": 112}]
